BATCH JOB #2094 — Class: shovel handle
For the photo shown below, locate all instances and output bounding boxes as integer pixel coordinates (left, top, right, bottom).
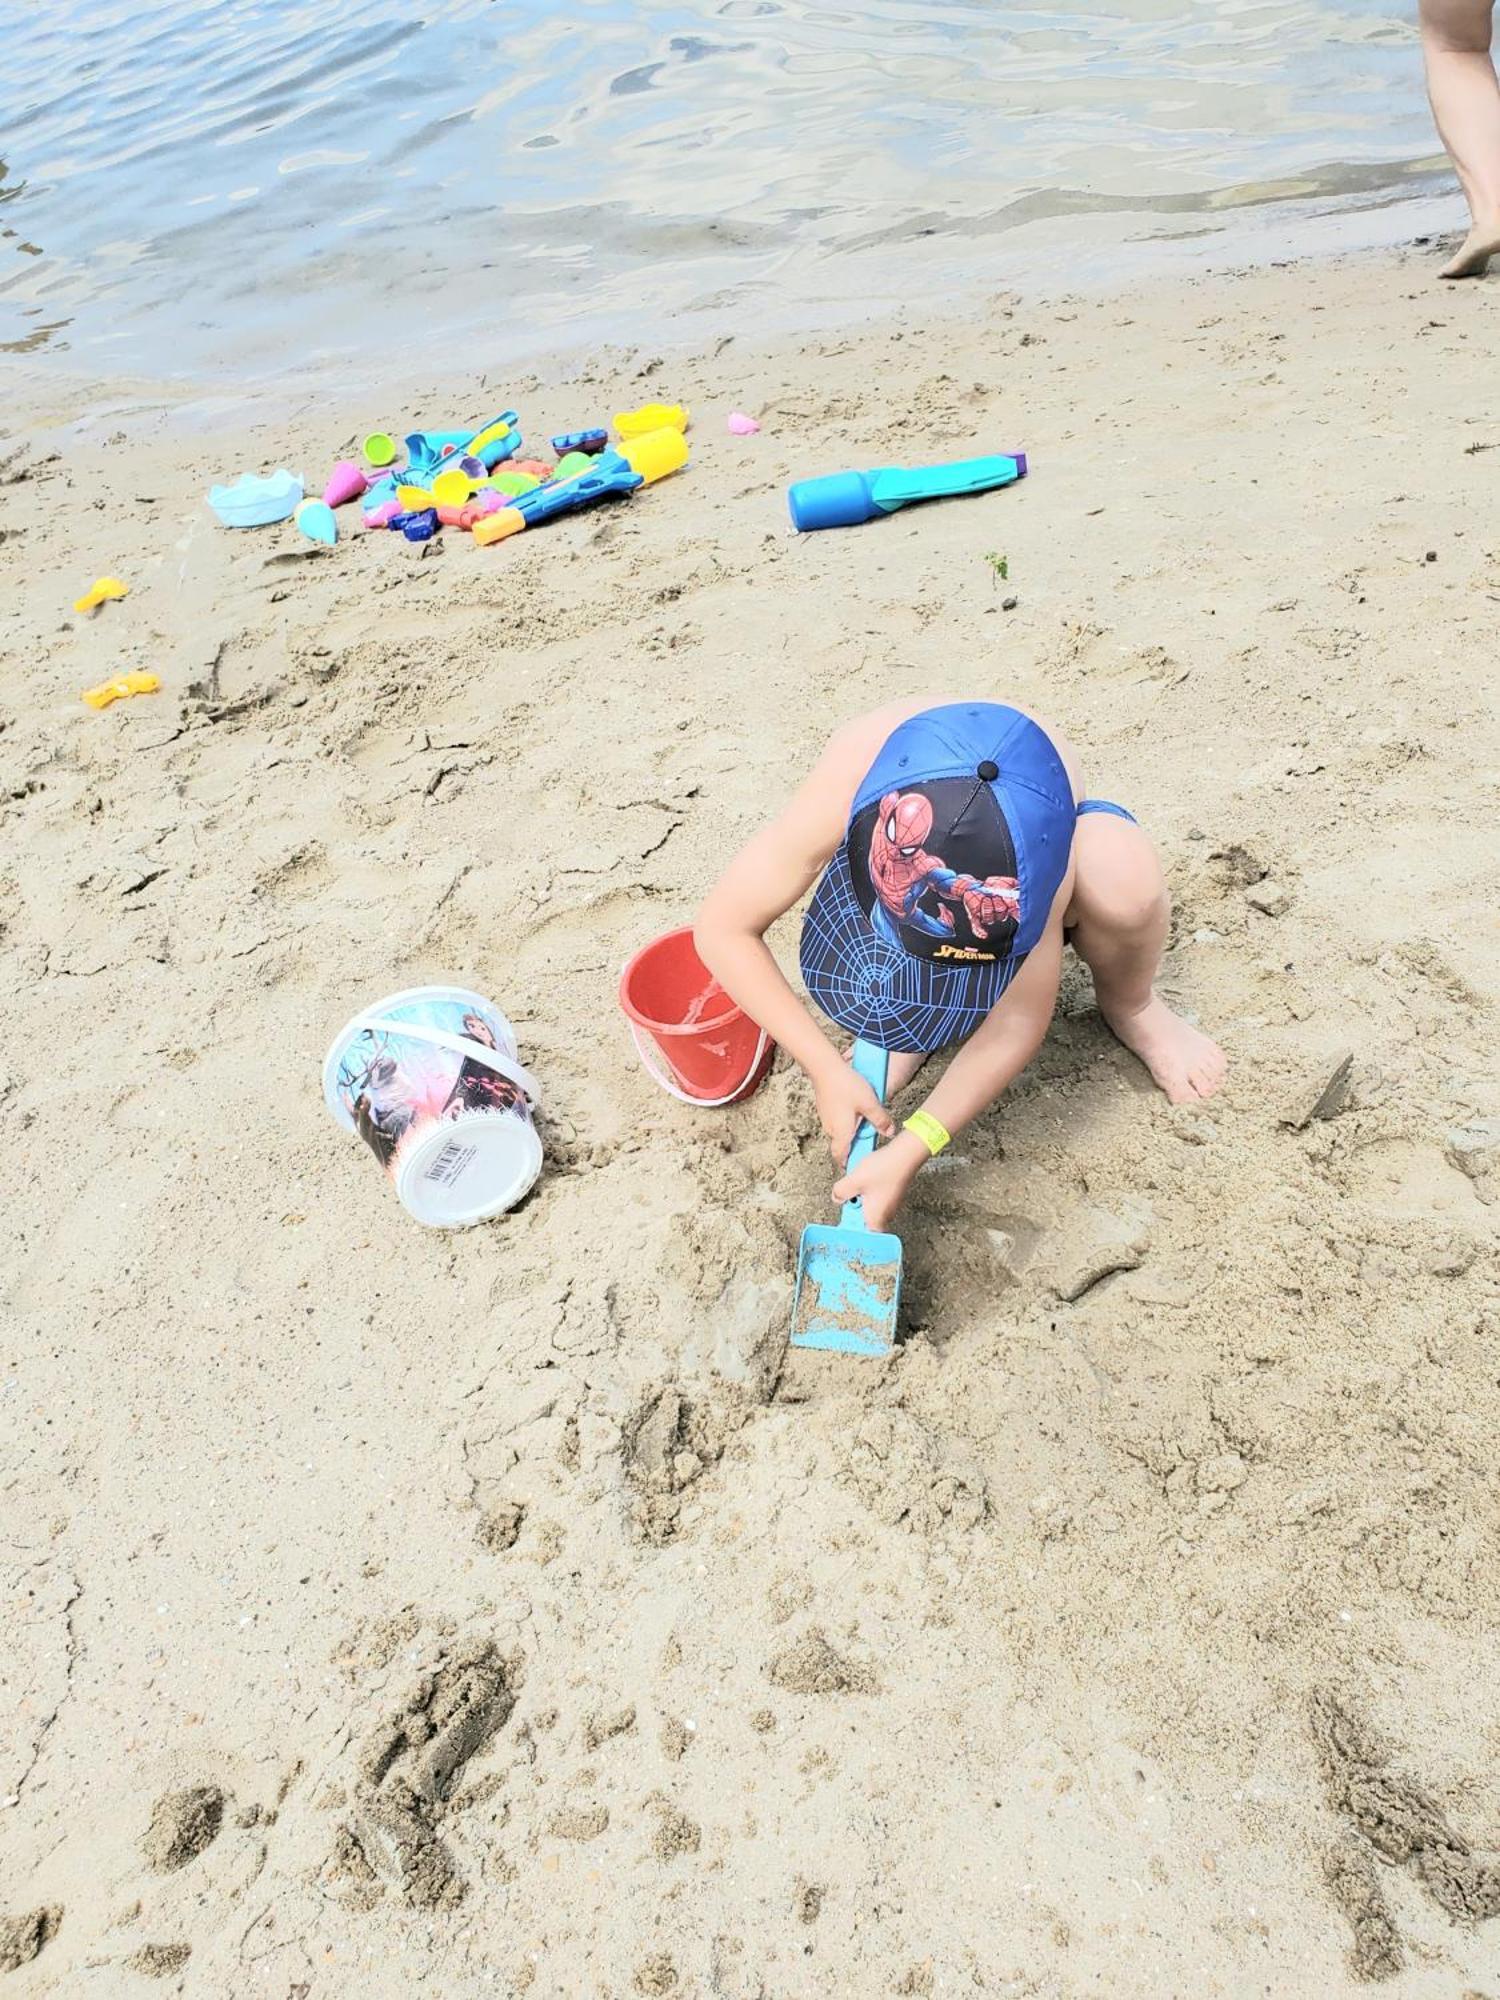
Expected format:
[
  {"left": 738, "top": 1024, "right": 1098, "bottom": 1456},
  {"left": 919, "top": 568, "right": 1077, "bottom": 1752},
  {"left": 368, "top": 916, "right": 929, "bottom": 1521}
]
[{"left": 840, "top": 1039, "right": 889, "bottom": 1229}]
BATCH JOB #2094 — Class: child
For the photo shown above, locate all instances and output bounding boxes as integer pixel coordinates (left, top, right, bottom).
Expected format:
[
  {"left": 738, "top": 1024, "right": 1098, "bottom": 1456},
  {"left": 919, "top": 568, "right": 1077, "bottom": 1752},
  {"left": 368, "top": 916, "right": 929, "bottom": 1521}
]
[{"left": 694, "top": 699, "right": 1225, "bottom": 1232}]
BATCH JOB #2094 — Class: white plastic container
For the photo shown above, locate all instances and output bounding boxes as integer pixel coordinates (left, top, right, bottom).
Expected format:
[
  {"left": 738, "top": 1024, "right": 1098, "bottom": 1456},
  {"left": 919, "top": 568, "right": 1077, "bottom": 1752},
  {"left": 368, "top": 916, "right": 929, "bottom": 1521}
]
[{"left": 323, "top": 985, "right": 542, "bottom": 1227}]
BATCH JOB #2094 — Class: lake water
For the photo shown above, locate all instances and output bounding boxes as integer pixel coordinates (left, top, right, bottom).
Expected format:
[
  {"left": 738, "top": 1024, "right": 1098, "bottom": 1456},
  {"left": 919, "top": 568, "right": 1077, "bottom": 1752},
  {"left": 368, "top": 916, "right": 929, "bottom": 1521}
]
[{"left": 0, "top": 0, "right": 1447, "bottom": 385}]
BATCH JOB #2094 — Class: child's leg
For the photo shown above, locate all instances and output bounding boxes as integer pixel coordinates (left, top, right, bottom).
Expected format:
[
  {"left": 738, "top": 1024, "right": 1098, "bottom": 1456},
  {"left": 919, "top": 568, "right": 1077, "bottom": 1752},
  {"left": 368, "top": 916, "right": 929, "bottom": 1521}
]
[{"left": 1067, "top": 811, "right": 1226, "bottom": 1104}]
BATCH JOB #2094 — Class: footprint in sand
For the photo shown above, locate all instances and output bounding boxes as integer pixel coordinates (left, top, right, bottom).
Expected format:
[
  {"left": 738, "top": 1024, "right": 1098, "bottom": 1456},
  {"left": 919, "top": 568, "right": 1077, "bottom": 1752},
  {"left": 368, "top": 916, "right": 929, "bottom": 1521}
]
[{"left": 327, "top": 1637, "right": 517, "bottom": 1911}]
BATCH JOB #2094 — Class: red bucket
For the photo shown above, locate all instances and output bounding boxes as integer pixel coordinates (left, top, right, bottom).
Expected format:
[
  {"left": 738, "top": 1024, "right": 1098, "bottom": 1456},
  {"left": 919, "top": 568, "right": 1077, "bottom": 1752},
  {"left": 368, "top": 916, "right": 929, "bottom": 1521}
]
[{"left": 619, "top": 927, "right": 775, "bottom": 1106}]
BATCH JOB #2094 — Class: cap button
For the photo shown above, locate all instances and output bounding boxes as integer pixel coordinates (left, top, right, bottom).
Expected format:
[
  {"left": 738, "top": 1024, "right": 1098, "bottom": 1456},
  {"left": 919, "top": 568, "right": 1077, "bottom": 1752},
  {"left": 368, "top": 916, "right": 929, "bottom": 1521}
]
[{"left": 977, "top": 760, "right": 999, "bottom": 782}]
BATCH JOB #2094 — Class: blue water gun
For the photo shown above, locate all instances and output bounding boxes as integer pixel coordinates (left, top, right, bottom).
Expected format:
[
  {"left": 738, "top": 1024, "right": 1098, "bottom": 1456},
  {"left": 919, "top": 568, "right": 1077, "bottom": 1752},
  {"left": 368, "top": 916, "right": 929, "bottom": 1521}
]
[
  {"left": 788, "top": 450, "right": 1028, "bottom": 532},
  {"left": 473, "top": 449, "right": 644, "bottom": 544}
]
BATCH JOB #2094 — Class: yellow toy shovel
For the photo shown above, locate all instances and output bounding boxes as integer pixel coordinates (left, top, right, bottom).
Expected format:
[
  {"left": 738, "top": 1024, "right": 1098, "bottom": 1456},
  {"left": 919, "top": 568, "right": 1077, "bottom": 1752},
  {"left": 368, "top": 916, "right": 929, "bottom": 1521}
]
[
  {"left": 82, "top": 671, "right": 159, "bottom": 710},
  {"left": 74, "top": 576, "right": 128, "bottom": 615}
]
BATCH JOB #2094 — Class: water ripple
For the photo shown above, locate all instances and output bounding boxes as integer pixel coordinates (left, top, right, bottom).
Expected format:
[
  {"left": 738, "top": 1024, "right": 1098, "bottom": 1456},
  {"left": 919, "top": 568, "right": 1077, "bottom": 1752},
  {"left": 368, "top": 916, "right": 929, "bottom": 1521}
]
[{"left": 0, "top": 0, "right": 1438, "bottom": 371}]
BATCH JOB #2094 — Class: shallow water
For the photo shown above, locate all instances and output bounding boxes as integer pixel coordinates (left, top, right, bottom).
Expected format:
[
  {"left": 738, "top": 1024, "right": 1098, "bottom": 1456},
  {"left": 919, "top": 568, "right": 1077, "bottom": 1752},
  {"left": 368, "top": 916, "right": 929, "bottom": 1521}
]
[{"left": 0, "top": 0, "right": 1444, "bottom": 382}]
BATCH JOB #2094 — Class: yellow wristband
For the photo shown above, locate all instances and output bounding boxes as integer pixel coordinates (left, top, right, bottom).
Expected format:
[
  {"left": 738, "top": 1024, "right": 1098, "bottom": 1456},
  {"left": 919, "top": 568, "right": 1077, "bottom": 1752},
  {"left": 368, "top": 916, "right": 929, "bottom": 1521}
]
[{"left": 903, "top": 1111, "right": 951, "bottom": 1157}]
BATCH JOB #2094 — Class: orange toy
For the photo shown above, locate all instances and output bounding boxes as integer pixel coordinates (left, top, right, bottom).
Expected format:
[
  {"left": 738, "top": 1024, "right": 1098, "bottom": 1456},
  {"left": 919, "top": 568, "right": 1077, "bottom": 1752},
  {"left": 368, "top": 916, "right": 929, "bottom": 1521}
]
[{"left": 471, "top": 509, "right": 526, "bottom": 547}]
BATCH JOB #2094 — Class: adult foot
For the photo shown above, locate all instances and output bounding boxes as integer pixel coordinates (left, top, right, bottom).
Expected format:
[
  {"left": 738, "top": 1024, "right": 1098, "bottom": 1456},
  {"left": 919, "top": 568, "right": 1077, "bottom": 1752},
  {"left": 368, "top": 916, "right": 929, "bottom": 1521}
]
[
  {"left": 1440, "top": 215, "right": 1500, "bottom": 277},
  {"left": 1099, "top": 992, "right": 1226, "bottom": 1103}
]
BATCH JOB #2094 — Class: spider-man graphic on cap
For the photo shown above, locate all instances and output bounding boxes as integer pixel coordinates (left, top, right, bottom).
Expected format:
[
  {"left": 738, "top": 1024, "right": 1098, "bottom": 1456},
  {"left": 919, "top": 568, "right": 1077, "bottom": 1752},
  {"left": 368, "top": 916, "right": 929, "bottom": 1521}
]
[{"left": 868, "top": 790, "right": 1020, "bottom": 951}]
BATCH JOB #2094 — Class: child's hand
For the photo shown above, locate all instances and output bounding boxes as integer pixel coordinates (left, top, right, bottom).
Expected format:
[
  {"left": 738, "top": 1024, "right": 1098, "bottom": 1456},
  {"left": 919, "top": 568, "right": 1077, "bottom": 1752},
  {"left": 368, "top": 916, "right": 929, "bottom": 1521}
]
[
  {"left": 833, "top": 1130, "right": 926, "bottom": 1233},
  {"left": 812, "top": 1060, "right": 895, "bottom": 1169}
]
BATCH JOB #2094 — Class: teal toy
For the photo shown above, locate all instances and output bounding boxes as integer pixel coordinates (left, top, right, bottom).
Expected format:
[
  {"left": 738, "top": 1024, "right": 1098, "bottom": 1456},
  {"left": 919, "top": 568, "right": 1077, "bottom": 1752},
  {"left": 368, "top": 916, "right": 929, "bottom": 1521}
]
[
  {"left": 788, "top": 451, "right": 1027, "bottom": 532},
  {"left": 403, "top": 429, "right": 473, "bottom": 483},
  {"left": 789, "top": 1039, "right": 902, "bottom": 1357},
  {"left": 207, "top": 468, "right": 303, "bottom": 529},
  {"left": 295, "top": 498, "right": 338, "bottom": 546},
  {"left": 467, "top": 413, "right": 522, "bottom": 471}
]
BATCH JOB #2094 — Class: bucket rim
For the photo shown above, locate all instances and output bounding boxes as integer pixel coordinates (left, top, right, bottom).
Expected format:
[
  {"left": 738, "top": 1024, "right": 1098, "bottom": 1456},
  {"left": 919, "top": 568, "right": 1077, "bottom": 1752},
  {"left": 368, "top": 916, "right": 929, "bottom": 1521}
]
[
  {"left": 322, "top": 983, "right": 519, "bottom": 1130},
  {"left": 617, "top": 927, "right": 744, "bottom": 1038}
]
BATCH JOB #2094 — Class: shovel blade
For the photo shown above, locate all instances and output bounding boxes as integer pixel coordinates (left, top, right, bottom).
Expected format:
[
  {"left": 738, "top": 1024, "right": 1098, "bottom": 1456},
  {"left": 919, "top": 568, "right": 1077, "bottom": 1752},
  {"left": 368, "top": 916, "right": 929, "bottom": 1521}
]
[{"left": 790, "top": 1222, "right": 902, "bottom": 1358}]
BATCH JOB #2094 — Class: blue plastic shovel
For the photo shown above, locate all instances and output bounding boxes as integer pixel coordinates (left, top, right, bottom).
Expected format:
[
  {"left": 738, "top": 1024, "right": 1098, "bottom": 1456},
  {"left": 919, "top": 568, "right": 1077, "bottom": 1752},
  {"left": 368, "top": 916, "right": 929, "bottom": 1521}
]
[{"left": 790, "top": 1039, "right": 903, "bottom": 1358}]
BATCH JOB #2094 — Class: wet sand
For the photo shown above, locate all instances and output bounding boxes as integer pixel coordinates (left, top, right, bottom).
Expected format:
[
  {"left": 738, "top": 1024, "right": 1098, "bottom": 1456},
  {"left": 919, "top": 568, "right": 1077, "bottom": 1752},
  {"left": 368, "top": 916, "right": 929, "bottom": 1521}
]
[{"left": 2, "top": 241, "right": 1499, "bottom": 1994}]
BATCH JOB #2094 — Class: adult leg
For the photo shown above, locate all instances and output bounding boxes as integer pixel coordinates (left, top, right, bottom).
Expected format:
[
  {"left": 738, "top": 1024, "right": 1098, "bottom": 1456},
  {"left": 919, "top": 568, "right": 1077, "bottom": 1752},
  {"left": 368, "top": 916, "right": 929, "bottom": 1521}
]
[
  {"left": 1067, "top": 812, "right": 1226, "bottom": 1104},
  {"left": 1421, "top": 0, "right": 1500, "bottom": 276}
]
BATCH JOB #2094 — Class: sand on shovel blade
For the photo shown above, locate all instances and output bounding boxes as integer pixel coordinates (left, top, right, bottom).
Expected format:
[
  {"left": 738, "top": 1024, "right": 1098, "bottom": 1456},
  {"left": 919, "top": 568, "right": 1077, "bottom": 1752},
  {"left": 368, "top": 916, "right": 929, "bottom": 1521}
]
[{"left": 790, "top": 1229, "right": 900, "bottom": 1354}]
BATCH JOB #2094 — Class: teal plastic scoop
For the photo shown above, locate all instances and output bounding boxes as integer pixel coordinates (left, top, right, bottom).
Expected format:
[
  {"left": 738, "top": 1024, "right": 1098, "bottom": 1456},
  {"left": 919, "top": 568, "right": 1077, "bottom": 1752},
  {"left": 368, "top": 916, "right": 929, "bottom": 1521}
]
[{"left": 790, "top": 1039, "right": 902, "bottom": 1358}]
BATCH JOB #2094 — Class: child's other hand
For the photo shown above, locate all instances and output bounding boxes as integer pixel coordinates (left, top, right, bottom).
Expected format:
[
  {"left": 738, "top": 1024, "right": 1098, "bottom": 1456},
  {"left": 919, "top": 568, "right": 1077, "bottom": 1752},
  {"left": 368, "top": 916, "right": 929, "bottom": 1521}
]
[
  {"left": 833, "top": 1131, "right": 925, "bottom": 1234},
  {"left": 812, "top": 1060, "right": 896, "bottom": 1169}
]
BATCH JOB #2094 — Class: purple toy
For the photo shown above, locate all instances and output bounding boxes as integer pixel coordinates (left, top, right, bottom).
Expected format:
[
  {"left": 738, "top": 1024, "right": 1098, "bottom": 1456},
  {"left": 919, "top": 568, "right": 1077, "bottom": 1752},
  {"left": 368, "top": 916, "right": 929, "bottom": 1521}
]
[
  {"left": 390, "top": 508, "right": 439, "bottom": 543},
  {"left": 550, "top": 428, "right": 609, "bottom": 457}
]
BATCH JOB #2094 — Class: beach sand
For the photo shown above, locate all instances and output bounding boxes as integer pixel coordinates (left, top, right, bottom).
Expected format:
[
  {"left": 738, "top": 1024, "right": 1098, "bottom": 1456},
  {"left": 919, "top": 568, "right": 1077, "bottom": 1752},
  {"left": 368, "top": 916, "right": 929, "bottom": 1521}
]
[{"left": 2, "top": 244, "right": 1499, "bottom": 1996}]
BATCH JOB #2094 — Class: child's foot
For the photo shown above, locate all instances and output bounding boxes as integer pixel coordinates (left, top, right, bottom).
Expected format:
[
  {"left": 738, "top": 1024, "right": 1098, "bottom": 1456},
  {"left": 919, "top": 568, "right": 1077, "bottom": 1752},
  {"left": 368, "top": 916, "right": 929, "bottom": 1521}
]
[
  {"left": 844, "top": 1046, "right": 927, "bottom": 1094},
  {"left": 885, "top": 1049, "right": 927, "bottom": 1095},
  {"left": 1099, "top": 993, "right": 1226, "bottom": 1103},
  {"left": 1440, "top": 215, "right": 1500, "bottom": 278}
]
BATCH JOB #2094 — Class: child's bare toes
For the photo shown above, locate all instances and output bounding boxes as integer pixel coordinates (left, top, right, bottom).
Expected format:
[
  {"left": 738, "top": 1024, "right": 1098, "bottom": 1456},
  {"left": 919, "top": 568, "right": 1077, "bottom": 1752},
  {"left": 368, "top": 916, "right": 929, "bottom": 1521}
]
[{"left": 1100, "top": 994, "right": 1226, "bottom": 1103}]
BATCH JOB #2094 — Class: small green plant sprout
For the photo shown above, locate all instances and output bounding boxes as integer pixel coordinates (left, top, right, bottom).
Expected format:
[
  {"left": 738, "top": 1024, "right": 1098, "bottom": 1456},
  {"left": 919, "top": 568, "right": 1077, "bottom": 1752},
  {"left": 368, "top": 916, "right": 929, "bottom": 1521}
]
[{"left": 983, "top": 551, "right": 1009, "bottom": 583}]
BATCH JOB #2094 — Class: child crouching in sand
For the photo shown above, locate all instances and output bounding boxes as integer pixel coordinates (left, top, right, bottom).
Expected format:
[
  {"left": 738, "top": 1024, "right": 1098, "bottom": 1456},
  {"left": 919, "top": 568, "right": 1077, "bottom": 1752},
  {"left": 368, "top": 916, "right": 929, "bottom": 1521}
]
[{"left": 694, "top": 699, "right": 1225, "bottom": 1231}]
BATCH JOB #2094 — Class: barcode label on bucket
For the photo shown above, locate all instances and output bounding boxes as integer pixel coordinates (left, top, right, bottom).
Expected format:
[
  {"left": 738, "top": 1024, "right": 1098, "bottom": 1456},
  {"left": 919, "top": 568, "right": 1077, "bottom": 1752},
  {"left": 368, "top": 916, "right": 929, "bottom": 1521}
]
[{"left": 424, "top": 1140, "right": 477, "bottom": 1188}]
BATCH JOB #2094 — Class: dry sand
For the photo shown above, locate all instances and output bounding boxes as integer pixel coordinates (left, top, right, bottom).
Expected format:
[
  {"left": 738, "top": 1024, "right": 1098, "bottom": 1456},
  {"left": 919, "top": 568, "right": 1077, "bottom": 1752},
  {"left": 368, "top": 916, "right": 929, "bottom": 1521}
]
[{"left": 2, "top": 245, "right": 1499, "bottom": 1997}]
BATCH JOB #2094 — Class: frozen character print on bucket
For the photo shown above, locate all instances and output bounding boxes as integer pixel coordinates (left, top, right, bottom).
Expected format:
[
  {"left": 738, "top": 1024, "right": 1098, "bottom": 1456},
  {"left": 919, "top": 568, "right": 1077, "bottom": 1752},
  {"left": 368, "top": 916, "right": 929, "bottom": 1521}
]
[
  {"left": 338, "top": 1031, "right": 440, "bottom": 1171},
  {"left": 442, "top": 1013, "right": 526, "bottom": 1120},
  {"left": 323, "top": 987, "right": 543, "bottom": 1227}
]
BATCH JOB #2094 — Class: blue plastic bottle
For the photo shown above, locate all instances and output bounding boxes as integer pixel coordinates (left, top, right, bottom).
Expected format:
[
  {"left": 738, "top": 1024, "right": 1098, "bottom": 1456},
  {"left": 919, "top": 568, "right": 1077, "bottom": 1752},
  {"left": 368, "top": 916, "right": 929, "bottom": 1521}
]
[{"left": 788, "top": 451, "right": 1028, "bottom": 532}]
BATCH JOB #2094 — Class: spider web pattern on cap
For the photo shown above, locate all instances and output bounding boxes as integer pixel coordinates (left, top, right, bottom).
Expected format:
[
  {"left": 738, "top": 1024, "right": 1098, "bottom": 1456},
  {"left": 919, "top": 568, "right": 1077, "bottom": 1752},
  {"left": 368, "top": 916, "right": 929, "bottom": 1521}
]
[{"left": 800, "top": 844, "right": 1028, "bottom": 1054}]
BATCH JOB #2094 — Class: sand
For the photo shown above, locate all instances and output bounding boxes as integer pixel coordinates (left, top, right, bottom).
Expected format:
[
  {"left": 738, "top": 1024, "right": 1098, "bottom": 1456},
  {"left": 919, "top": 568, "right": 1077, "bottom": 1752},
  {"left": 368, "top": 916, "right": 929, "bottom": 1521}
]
[{"left": 2, "top": 242, "right": 1499, "bottom": 1997}]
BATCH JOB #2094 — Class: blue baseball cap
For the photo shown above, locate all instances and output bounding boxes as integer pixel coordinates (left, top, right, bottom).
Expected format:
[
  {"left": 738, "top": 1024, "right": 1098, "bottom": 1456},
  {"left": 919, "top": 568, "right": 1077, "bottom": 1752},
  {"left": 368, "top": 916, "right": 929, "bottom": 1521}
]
[{"left": 799, "top": 703, "right": 1075, "bottom": 1054}]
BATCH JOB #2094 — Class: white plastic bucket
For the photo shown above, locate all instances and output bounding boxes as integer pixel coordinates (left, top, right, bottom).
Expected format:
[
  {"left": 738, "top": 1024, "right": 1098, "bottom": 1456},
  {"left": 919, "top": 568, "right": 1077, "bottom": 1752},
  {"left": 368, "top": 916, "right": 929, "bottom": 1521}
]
[{"left": 322, "top": 984, "right": 542, "bottom": 1228}]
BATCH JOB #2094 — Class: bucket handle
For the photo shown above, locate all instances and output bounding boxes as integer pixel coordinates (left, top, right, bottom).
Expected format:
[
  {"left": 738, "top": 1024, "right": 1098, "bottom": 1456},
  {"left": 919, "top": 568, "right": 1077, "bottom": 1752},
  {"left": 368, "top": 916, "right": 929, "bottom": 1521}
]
[
  {"left": 359, "top": 1018, "right": 540, "bottom": 1103},
  {"left": 627, "top": 1020, "right": 769, "bottom": 1108}
]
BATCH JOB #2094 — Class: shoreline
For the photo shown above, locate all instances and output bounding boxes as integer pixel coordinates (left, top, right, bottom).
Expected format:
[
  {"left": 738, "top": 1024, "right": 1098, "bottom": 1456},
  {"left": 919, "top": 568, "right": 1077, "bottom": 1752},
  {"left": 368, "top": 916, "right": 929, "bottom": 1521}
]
[
  {"left": 3, "top": 238, "right": 1499, "bottom": 1995},
  {"left": 9, "top": 166, "right": 1462, "bottom": 442}
]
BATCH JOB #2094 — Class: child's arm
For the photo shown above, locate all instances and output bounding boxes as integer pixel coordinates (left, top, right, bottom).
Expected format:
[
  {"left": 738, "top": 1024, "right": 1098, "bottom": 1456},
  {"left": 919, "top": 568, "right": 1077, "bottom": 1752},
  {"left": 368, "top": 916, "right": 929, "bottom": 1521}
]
[
  {"left": 832, "top": 922, "right": 1064, "bottom": 1231},
  {"left": 695, "top": 729, "right": 896, "bottom": 1162}
]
